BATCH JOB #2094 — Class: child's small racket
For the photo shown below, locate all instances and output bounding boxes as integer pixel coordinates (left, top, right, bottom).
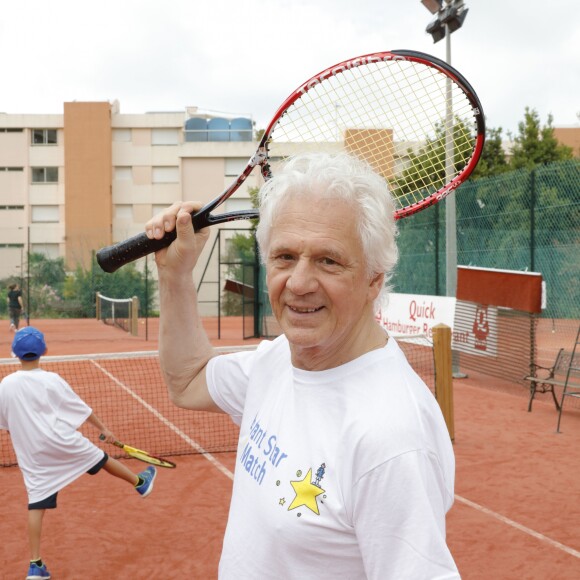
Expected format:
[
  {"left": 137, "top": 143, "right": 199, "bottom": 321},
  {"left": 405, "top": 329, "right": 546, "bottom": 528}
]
[{"left": 100, "top": 434, "right": 176, "bottom": 468}]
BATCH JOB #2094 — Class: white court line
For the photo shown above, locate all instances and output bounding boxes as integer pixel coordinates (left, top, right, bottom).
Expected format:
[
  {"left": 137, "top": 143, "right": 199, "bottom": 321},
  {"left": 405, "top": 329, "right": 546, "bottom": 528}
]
[
  {"left": 90, "top": 360, "right": 235, "bottom": 481},
  {"left": 455, "top": 494, "right": 580, "bottom": 559},
  {"left": 91, "top": 356, "right": 580, "bottom": 559}
]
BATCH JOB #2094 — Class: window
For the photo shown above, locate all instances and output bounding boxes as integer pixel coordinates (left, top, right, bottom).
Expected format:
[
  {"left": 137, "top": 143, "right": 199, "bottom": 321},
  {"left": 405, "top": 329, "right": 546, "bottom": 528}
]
[
  {"left": 225, "top": 158, "right": 247, "bottom": 177},
  {"left": 0, "top": 128, "right": 23, "bottom": 133},
  {"left": 31, "top": 243, "right": 59, "bottom": 259},
  {"left": 0, "top": 167, "right": 23, "bottom": 172},
  {"left": 152, "top": 204, "right": 168, "bottom": 217},
  {"left": 31, "top": 167, "right": 58, "bottom": 183},
  {"left": 32, "top": 129, "right": 57, "bottom": 145},
  {"left": 115, "top": 205, "right": 133, "bottom": 220},
  {"left": 151, "top": 128, "right": 179, "bottom": 145},
  {"left": 113, "top": 129, "right": 131, "bottom": 142},
  {"left": 224, "top": 197, "right": 253, "bottom": 213},
  {"left": 115, "top": 167, "right": 132, "bottom": 181},
  {"left": 31, "top": 206, "right": 59, "bottom": 223},
  {"left": 152, "top": 166, "right": 179, "bottom": 183}
]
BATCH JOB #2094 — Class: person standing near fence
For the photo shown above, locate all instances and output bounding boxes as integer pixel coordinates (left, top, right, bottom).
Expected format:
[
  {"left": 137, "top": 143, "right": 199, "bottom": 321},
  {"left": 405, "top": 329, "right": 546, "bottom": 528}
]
[
  {"left": 146, "top": 152, "right": 459, "bottom": 579},
  {"left": 0, "top": 326, "right": 158, "bottom": 579},
  {"left": 7, "top": 283, "right": 24, "bottom": 332}
]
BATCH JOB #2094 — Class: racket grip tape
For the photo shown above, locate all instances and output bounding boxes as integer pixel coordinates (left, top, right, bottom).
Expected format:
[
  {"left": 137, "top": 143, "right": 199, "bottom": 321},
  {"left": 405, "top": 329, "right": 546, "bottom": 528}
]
[
  {"left": 95, "top": 207, "right": 257, "bottom": 273},
  {"left": 99, "top": 434, "right": 124, "bottom": 449},
  {"left": 96, "top": 209, "right": 210, "bottom": 273},
  {"left": 96, "top": 230, "right": 177, "bottom": 273}
]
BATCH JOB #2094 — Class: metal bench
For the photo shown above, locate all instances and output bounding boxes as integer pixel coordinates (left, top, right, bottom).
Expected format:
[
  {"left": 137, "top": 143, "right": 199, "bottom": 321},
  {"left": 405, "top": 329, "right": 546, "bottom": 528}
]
[
  {"left": 556, "top": 326, "right": 580, "bottom": 433},
  {"left": 525, "top": 349, "right": 568, "bottom": 412},
  {"left": 525, "top": 324, "right": 580, "bottom": 432}
]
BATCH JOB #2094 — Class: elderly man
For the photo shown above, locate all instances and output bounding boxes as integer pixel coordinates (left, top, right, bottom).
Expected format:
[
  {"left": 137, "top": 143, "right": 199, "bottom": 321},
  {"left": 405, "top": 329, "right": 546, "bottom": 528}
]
[{"left": 146, "top": 153, "right": 459, "bottom": 579}]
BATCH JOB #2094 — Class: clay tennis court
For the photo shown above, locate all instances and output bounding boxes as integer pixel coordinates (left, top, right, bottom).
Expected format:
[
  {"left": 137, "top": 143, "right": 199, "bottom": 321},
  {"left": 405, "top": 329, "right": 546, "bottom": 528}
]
[{"left": 1, "top": 318, "right": 579, "bottom": 579}]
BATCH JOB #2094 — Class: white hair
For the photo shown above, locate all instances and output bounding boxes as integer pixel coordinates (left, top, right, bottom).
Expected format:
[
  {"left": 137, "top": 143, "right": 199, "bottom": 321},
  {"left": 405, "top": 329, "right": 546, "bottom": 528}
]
[{"left": 256, "top": 152, "right": 399, "bottom": 299}]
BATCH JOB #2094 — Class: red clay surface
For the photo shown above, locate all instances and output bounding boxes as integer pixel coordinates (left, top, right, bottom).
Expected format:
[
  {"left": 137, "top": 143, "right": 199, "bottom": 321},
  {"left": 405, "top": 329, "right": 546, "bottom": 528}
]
[
  {"left": 0, "top": 316, "right": 260, "bottom": 359},
  {"left": 1, "top": 317, "right": 579, "bottom": 579}
]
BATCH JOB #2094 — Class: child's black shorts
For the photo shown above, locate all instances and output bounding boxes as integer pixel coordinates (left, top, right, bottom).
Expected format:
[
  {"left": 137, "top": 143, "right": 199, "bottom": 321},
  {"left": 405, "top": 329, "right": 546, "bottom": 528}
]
[{"left": 28, "top": 452, "right": 109, "bottom": 510}]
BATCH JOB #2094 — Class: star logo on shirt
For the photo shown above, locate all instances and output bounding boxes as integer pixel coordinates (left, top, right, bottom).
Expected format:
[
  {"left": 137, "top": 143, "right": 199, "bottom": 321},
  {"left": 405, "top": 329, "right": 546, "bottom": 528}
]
[{"left": 287, "top": 468, "right": 325, "bottom": 515}]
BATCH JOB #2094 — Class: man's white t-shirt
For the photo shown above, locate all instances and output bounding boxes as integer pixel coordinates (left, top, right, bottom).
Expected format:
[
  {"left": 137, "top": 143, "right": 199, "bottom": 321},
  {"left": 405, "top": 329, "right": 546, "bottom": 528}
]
[
  {"left": 0, "top": 368, "right": 105, "bottom": 503},
  {"left": 207, "top": 336, "right": 460, "bottom": 580}
]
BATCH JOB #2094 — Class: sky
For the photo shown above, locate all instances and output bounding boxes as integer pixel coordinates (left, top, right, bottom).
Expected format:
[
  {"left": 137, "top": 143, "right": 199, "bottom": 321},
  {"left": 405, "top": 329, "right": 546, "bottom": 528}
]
[{"left": 1, "top": 0, "right": 579, "bottom": 136}]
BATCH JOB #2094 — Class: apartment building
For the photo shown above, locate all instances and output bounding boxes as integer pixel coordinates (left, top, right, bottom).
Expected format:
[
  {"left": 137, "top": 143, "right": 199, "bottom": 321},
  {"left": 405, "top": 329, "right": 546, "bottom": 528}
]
[
  {"left": 0, "top": 101, "right": 258, "bottom": 284},
  {"left": 2, "top": 101, "right": 577, "bottom": 292}
]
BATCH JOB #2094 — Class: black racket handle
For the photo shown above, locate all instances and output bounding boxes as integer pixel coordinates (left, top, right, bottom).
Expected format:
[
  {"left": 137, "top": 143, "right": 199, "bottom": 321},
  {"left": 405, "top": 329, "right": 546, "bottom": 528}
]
[
  {"left": 97, "top": 209, "right": 205, "bottom": 273},
  {"left": 96, "top": 208, "right": 259, "bottom": 273},
  {"left": 97, "top": 230, "right": 176, "bottom": 273}
]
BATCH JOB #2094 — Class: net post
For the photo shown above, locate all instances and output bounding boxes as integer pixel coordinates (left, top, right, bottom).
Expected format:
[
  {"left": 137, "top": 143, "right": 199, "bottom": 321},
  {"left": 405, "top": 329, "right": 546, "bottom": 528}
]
[
  {"left": 131, "top": 296, "right": 139, "bottom": 337},
  {"left": 95, "top": 292, "right": 101, "bottom": 321},
  {"left": 432, "top": 323, "right": 455, "bottom": 442}
]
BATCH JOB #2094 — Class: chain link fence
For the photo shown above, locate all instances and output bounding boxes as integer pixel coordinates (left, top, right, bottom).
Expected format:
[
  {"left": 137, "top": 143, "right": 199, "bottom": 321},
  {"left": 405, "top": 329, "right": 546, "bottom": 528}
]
[
  {"left": 392, "top": 159, "right": 580, "bottom": 354},
  {"left": 2, "top": 159, "right": 578, "bottom": 365}
]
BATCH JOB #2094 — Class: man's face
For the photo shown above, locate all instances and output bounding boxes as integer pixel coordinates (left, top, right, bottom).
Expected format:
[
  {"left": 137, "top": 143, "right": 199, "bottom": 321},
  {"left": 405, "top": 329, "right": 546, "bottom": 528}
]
[{"left": 265, "top": 195, "right": 382, "bottom": 369}]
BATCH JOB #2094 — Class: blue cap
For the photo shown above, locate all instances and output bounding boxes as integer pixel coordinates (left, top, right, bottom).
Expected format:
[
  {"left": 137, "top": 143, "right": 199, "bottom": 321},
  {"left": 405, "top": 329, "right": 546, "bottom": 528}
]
[{"left": 12, "top": 327, "right": 47, "bottom": 361}]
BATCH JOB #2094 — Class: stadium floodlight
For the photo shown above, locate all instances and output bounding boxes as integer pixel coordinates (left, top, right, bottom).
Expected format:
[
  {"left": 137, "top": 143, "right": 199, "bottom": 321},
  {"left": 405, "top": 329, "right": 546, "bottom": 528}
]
[
  {"left": 421, "top": 0, "right": 443, "bottom": 14},
  {"left": 420, "top": 0, "right": 470, "bottom": 304},
  {"left": 422, "top": 0, "right": 468, "bottom": 43},
  {"left": 426, "top": 16, "right": 446, "bottom": 43},
  {"left": 440, "top": 3, "right": 469, "bottom": 33}
]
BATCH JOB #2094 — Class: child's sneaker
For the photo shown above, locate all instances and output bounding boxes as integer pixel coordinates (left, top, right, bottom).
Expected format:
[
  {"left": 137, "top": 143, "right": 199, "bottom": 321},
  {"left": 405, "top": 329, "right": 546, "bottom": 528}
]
[
  {"left": 26, "top": 561, "right": 51, "bottom": 579},
  {"left": 135, "top": 465, "right": 157, "bottom": 497}
]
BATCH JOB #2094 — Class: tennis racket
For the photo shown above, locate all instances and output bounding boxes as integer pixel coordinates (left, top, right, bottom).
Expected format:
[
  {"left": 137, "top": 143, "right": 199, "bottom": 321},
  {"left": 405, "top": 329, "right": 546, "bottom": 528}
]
[
  {"left": 96, "top": 49, "right": 485, "bottom": 273},
  {"left": 99, "top": 434, "right": 176, "bottom": 468}
]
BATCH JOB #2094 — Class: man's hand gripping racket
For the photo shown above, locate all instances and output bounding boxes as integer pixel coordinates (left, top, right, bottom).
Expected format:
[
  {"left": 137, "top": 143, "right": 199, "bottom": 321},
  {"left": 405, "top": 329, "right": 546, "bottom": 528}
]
[
  {"left": 99, "top": 434, "right": 176, "bottom": 468},
  {"left": 97, "top": 49, "right": 485, "bottom": 273}
]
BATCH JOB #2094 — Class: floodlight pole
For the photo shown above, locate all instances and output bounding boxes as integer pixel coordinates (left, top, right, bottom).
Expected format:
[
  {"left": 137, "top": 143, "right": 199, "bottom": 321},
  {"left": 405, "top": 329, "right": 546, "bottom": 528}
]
[
  {"left": 422, "top": 0, "right": 468, "bottom": 377},
  {"left": 422, "top": 0, "right": 465, "bottom": 298},
  {"left": 26, "top": 225, "right": 30, "bottom": 326},
  {"left": 444, "top": 22, "right": 457, "bottom": 298}
]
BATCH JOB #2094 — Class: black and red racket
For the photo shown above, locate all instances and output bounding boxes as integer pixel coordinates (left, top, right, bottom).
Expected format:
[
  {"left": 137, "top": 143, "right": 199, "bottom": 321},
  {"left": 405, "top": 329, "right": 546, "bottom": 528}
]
[{"left": 97, "top": 49, "right": 484, "bottom": 273}]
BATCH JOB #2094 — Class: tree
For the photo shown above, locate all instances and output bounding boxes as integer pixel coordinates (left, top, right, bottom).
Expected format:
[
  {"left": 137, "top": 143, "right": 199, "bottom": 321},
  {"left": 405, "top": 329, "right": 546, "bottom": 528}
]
[
  {"left": 63, "top": 258, "right": 155, "bottom": 318},
  {"left": 391, "top": 203, "right": 441, "bottom": 295},
  {"left": 221, "top": 187, "right": 260, "bottom": 315},
  {"left": 21, "top": 253, "right": 68, "bottom": 317},
  {"left": 471, "top": 126, "right": 509, "bottom": 178},
  {"left": 395, "top": 107, "right": 575, "bottom": 184},
  {"left": 221, "top": 232, "right": 257, "bottom": 316},
  {"left": 509, "top": 108, "right": 573, "bottom": 170},
  {"left": 394, "top": 118, "right": 476, "bottom": 197},
  {"left": 28, "top": 253, "right": 67, "bottom": 293}
]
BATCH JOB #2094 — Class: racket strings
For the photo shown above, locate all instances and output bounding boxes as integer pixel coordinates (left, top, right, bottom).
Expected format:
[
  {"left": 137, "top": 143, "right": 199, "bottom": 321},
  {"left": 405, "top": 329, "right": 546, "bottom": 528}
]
[
  {"left": 129, "top": 449, "right": 176, "bottom": 468},
  {"left": 268, "top": 58, "right": 479, "bottom": 211}
]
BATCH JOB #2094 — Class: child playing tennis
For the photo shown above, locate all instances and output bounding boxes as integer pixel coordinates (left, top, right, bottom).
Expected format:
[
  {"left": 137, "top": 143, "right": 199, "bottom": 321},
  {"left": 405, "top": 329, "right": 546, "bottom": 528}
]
[{"left": 0, "top": 327, "right": 157, "bottom": 580}]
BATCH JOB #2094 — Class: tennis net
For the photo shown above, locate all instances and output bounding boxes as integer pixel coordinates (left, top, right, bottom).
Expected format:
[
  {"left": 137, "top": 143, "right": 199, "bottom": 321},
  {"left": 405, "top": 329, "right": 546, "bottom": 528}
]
[
  {"left": 0, "top": 338, "right": 434, "bottom": 467},
  {"left": 96, "top": 292, "right": 139, "bottom": 336}
]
